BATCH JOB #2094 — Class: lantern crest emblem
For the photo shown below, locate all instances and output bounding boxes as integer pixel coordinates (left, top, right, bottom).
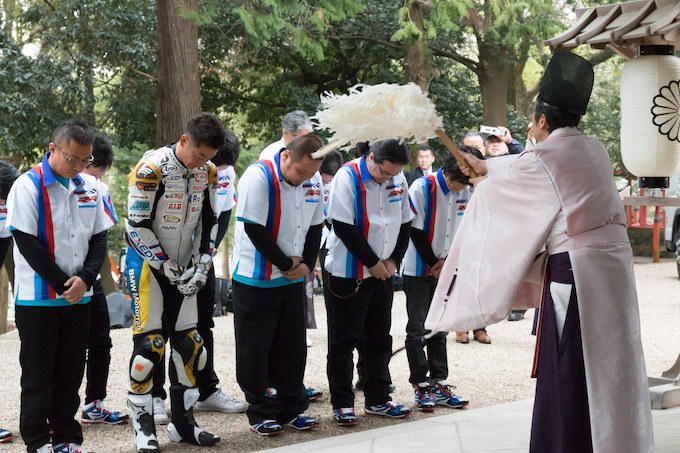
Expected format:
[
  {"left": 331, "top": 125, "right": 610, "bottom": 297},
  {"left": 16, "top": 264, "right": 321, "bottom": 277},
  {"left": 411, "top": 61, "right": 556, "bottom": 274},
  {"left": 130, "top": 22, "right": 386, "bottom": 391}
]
[{"left": 652, "top": 80, "right": 680, "bottom": 142}]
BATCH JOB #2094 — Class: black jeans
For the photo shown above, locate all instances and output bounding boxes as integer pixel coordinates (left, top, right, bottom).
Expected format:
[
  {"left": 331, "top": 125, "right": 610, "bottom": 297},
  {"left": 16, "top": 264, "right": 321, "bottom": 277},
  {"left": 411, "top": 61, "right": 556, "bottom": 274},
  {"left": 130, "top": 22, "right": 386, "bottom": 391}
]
[
  {"left": 233, "top": 280, "right": 308, "bottom": 425},
  {"left": 17, "top": 303, "right": 90, "bottom": 452},
  {"left": 195, "top": 266, "right": 219, "bottom": 400},
  {"left": 85, "top": 280, "right": 113, "bottom": 404},
  {"left": 403, "top": 276, "right": 448, "bottom": 384},
  {"left": 325, "top": 276, "right": 393, "bottom": 408}
]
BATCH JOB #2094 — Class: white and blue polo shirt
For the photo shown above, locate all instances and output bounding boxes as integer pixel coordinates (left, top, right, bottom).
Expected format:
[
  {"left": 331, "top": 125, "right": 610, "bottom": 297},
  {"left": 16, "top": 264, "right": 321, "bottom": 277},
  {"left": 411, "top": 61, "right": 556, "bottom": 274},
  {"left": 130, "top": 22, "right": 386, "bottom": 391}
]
[
  {"left": 324, "top": 155, "right": 414, "bottom": 279},
  {"left": 7, "top": 154, "right": 115, "bottom": 306},
  {"left": 402, "top": 169, "right": 472, "bottom": 277},
  {"left": 232, "top": 152, "right": 324, "bottom": 287},
  {"left": 215, "top": 165, "right": 236, "bottom": 214}
]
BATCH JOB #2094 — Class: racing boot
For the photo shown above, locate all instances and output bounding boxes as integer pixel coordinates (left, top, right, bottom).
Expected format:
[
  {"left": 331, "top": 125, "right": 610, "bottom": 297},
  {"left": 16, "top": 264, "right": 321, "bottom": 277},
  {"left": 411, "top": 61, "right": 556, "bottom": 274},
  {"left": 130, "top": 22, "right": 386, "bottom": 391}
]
[
  {"left": 127, "top": 393, "right": 158, "bottom": 453},
  {"left": 167, "top": 387, "right": 220, "bottom": 447}
]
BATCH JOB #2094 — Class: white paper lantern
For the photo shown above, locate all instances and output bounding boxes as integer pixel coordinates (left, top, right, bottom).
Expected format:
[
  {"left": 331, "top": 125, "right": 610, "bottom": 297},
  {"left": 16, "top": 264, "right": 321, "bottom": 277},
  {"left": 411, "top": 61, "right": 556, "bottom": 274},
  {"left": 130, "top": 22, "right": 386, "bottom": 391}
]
[{"left": 621, "top": 46, "right": 680, "bottom": 178}]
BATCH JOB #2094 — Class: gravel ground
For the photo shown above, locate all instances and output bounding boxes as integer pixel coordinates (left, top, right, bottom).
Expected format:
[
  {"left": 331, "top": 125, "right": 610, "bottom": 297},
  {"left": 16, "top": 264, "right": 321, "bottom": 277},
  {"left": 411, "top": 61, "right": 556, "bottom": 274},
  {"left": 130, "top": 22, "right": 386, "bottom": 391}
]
[{"left": 0, "top": 257, "right": 679, "bottom": 452}]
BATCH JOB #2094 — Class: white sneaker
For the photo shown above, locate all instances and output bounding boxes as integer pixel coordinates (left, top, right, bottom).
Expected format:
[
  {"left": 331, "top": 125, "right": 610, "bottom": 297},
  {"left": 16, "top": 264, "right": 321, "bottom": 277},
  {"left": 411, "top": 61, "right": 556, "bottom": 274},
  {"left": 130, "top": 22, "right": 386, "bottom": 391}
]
[
  {"left": 152, "top": 397, "right": 169, "bottom": 425},
  {"left": 53, "top": 443, "right": 89, "bottom": 453},
  {"left": 194, "top": 389, "right": 246, "bottom": 413},
  {"left": 36, "top": 444, "right": 54, "bottom": 453}
]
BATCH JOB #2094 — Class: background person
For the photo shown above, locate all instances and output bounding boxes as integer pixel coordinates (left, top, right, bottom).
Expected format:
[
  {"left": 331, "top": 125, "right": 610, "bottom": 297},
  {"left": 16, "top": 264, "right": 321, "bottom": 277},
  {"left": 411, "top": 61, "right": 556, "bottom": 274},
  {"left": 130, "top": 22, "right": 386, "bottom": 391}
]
[
  {"left": 259, "top": 110, "right": 313, "bottom": 161},
  {"left": 80, "top": 135, "right": 129, "bottom": 426},
  {"left": 193, "top": 129, "right": 247, "bottom": 415},
  {"left": 405, "top": 145, "right": 437, "bottom": 187},
  {"left": 0, "top": 159, "right": 20, "bottom": 445}
]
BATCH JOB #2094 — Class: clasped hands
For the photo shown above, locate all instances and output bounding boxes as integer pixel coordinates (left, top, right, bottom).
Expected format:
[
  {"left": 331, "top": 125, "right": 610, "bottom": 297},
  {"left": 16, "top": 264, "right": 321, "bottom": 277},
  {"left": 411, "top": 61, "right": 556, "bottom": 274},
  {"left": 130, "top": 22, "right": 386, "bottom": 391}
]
[
  {"left": 282, "top": 256, "right": 310, "bottom": 281},
  {"left": 368, "top": 259, "right": 397, "bottom": 281}
]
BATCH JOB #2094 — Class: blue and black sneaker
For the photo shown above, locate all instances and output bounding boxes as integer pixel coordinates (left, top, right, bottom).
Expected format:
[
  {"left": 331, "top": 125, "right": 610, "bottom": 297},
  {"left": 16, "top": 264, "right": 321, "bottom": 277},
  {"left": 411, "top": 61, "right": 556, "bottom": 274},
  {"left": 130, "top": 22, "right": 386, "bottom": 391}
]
[
  {"left": 414, "top": 385, "right": 435, "bottom": 412},
  {"left": 249, "top": 419, "right": 282, "bottom": 436},
  {"left": 307, "top": 387, "right": 323, "bottom": 401},
  {"left": 81, "top": 400, "right": 129, "bottom": 425},
  {"left": 285, "top": 413, "right": 320, "bottom": 431},
  {"left": 0, "top": 428, "right": 12, "bottom": 443},
  {"left": 364, "top": 401, "right": 412, "bottom": 419},
  {"left": 333, "top": 408, "right": 357, "bottom": 426},
  {"left": 432, "top": 383, "right": 469, "bottom": 409}
]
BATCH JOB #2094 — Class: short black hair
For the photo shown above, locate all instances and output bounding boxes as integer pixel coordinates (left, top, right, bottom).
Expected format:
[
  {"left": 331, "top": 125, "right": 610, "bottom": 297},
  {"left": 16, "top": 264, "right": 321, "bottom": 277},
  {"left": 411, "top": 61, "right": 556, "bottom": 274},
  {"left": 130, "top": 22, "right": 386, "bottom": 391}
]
[
  {"left": 355, "top": 141, "right": 370, "bottom": 158},
  {"left": 319, "top": 150, "right": 344, "bottom": 177},
  {"left": 441, "top": 156, "right": 468, "bottom": 185},
  {"left": 441, "top": 145, "right": 483, "bottom": 186},
  {"left": 417, "top": 145, "right": 434, "bottom": 155},
  {"left": 458, "top": 144, "right": 484, "bottom": 159},
  {"left": 534, "top": 101, "right": 581, "bottom": 133},
  {"left": 212, "top": 129, "right": 240, "bottom": 167},
  {"left": 0, "top": 160, "right": 19, "bottom": 200},
  {"left": 52, "top": 120, "right": 95, "bottom": 147},
  {"left": 286, "top": 134, "right": 324, "bottom": 162},
  {"left": 186, "top": 113, "right": 227, "bottom": 150},
  {"left": 370, "top": 139, "right": 409, "bottom": 165},
  {"left": 89, "top": 135, "right": 114, "bottom": 169}
]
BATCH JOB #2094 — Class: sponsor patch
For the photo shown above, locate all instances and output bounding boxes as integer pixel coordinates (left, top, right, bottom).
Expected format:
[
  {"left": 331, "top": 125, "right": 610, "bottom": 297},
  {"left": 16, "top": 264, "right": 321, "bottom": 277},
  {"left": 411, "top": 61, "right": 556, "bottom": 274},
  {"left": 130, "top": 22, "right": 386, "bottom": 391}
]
[
  {"left": 136, "top": 163, "right": 157, "bottom": 179},
  {"left": 191, "top": 193, "right": 203, "bottom": 204},
  {"left": 161, "top": 164, "right": 179, "bottom": 174},
  {"left": 166, "top": 202, "right": 183, "bottom": 212},
  {"left": 164, "top": 193, "right": 183, "bottom": 200},
  {"left": 160, "top": 225, "right": 179, "bottom": 231},
  {"left": 191, "top": 185, "right": 206, "bottom": 192},
  {"left": 129, "top": 201, "right": 150, "bottom": 211},
  {"left": 191, "top": 206, "right": 201, "bottom": 213},
  {"left": 163, "top": 174, "right": 183, "bottom": 182},
  {"left": 194, "top": 172, "right": 208, "bottom": 183},
  {"left": 165, "top": 183, "right": 185, "bottom": 192},
  {"left": 188, "top": 213, "right": 199, "bottom": 222},
  {"left": 163, "top": 215, "right": 181, "bottom": 223},
  {"left": 136, "top": 181, "right": 157, "bottom": 192}
]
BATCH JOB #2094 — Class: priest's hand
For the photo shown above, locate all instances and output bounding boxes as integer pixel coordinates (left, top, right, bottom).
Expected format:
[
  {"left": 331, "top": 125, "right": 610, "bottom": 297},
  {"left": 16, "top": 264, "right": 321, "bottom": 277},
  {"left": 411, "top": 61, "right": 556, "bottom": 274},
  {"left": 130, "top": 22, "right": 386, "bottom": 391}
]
[{"left": 461, "top": 152, "right": 487, "bottom": 177}]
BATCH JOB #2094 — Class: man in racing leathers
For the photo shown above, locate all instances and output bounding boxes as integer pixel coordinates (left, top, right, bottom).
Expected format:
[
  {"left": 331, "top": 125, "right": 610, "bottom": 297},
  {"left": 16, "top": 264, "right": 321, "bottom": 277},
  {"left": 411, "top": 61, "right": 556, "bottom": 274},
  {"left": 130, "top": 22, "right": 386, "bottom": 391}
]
[{"left": 125, "top": 113, "right": 227, "bottom": 452}]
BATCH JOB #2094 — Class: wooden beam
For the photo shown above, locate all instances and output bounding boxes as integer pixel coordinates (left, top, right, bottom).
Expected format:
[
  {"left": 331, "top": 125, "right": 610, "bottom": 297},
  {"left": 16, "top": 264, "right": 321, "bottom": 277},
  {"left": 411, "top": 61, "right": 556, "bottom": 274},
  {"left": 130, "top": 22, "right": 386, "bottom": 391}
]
[{"left": 622, "top": 196, "right": 680, "bottom": 207}]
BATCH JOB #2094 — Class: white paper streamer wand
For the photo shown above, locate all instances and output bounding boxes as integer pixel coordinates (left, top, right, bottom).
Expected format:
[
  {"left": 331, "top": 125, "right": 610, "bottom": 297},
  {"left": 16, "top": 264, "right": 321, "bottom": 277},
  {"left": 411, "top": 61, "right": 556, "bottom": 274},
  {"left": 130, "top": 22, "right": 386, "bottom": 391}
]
[{"left": 310, "top": 83, "right": 477, "bottom": 177}]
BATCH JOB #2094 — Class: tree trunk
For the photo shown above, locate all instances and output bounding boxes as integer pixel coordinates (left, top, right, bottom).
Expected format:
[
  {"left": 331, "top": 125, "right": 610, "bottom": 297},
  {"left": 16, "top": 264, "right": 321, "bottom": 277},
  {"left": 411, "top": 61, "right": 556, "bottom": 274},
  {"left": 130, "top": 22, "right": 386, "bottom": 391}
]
[
  {"left": 478, "top": 44, "right": 510, "bottom": 127},
  {"left": 155, "top": 0, "right": 201, "bottom": 147},
  {"left": 403, "top": 1, "right": 432, "bottom": 167}
]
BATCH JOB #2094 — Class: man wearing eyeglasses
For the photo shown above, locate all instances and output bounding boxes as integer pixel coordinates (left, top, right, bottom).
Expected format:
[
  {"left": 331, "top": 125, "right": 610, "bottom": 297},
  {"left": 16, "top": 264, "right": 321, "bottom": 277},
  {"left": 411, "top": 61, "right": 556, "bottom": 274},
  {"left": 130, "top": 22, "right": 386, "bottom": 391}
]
[
  {"left": 324, "top": 139, "right": 414, "bottom": 426},
  {"left": 7, "top": 120, "right": 115, "bottom": 453}
]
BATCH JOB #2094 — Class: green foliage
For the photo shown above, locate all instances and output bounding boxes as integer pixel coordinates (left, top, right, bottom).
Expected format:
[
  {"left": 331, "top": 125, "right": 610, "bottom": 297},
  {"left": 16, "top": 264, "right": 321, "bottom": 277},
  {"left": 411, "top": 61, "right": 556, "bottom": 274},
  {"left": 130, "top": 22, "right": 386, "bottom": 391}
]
[{"left": 580, "top": 55, "right": 624, "bottom": 171}]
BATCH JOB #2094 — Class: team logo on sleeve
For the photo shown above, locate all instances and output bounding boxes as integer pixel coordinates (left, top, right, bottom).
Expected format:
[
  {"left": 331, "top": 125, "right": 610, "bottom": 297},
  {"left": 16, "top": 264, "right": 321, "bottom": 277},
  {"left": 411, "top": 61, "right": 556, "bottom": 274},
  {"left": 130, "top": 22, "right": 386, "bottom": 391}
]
[{"left": 132, "top": 161, "right": 160, "bottom": 191}]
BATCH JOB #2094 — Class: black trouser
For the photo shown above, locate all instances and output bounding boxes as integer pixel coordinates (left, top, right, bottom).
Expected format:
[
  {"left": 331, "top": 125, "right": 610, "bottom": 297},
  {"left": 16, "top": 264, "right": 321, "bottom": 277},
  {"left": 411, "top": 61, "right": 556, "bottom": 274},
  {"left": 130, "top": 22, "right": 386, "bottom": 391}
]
[
  {"left": 233, "top": 280, "right": 308, "bottom": 425},
  {"left": 85, "top": 280, "right": 113, "bottom": 404},
  {"left": 196, "top": 266, "right": 219, "bottom": 400},
  {"left": 17, "top": 303, "right": 91, "bottom": 452},
  {"left": 404, "top": 276, "right": 448, "bottom": 385},
  {"left": 325, "top": 276, "right": 393, "bottom": 408}
]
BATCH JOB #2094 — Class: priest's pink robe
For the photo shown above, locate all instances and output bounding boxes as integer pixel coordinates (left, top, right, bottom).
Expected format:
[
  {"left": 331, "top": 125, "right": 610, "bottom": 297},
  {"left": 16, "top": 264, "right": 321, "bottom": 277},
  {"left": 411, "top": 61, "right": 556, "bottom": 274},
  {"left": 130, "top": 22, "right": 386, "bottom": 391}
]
[{"left": 426, "top": 128, "right": 654, "bottom": 453}]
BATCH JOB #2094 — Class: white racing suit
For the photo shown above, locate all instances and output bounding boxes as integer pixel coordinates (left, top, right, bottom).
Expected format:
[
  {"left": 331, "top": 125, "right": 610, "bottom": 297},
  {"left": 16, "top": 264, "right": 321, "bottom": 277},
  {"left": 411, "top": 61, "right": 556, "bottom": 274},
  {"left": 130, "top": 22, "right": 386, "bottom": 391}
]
[{"left": 125, "top": 144, "right": 219, "bottom": 449}]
